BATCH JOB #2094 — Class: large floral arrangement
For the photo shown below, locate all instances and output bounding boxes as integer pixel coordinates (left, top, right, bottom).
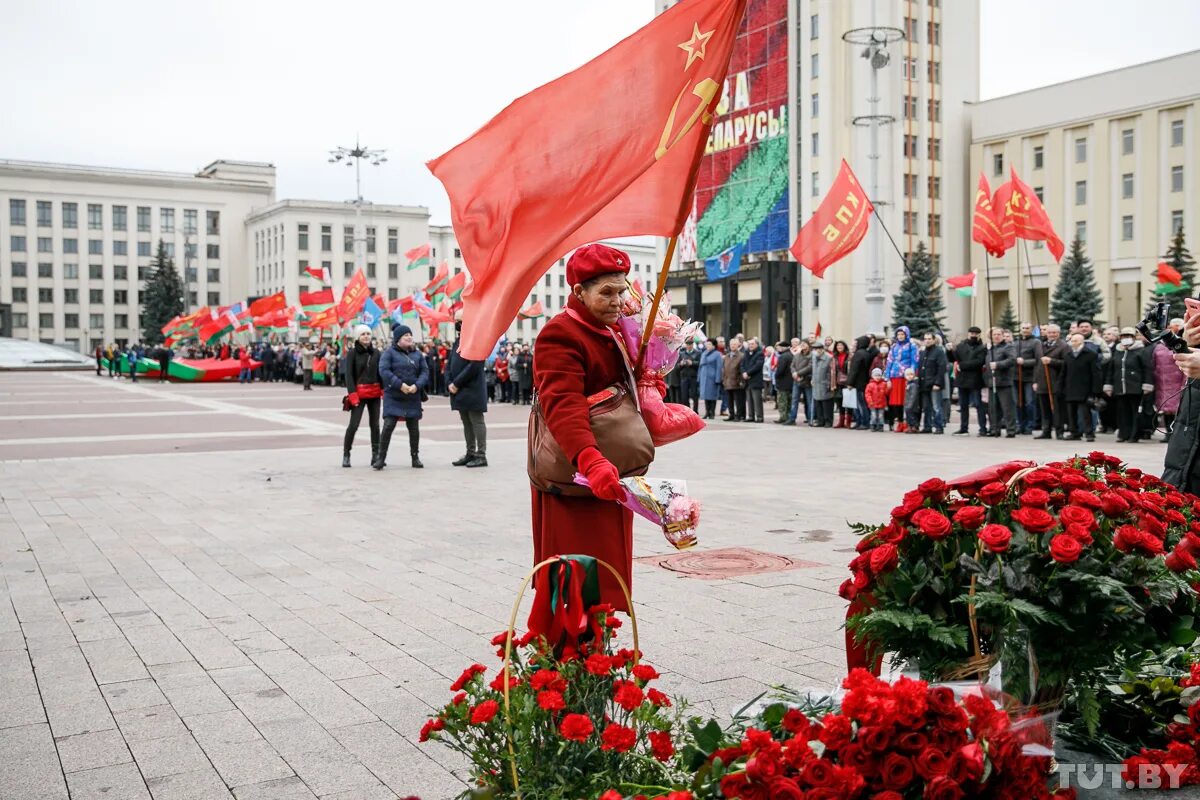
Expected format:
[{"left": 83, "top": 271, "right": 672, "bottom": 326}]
[
  {"left": 845, "top": 454, "right": 1200, "bottom": 708},
  {"left": 420, "top": 605, "right": 686, "bottom": 799}
]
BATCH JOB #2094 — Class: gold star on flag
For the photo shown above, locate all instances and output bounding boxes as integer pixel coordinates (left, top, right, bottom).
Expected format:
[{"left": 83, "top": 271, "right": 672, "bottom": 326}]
[{"left": 677, "top": 23, "right": 714, "bottom": 71}]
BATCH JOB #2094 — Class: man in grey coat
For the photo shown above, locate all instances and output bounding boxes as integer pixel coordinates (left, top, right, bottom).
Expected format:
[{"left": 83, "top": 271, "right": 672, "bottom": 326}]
[
  {"left": 810, "top": 341, "right": 834, "bottom": 427},
  {"left": 984, "top": 327, "right": 1017, "bottom": 438}
]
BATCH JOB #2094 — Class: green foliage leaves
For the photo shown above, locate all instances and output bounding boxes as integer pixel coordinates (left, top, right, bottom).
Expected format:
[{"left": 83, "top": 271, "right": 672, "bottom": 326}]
[
  {"left": 140, "top": 239, "right": 185, "bottom": 345},
  {"left": 892, "top": 242, "right": 946, "bottom": 336}
]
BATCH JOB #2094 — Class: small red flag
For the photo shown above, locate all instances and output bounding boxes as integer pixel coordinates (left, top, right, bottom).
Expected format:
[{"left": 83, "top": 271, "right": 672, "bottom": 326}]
[
  {"left": 1007, "top": 168, "right": 1064, "bottom": 262},
  {"left": 945, "top": 272, "right": 976, "bottom": 290},
  {"left": 304, "top": 265, "right": 331, "bottom": 283},
  {"left": 428, "top": 0, "right": 747, "bottom": 358},
  {"left": 517, "top": 301, "right": 545, "bottom": 320},
  {"left": 1157, "top": 261, "right": 1183, "bottom": 286},
  {"left": 249, "top": 291, "right": 286, "bottom": 317},
  {"left": 336, "top": 270, "right": 370, "bottom": 323},
  {"left": 300, "top": 288, "right": 334, "bottom": 308},
  {"left": 971, "top": 173, "right": 1007, "bottom": 258},
  {"left": 306, "top": 305, "right": 340, "bottom": 329},
  {"left": 789, "top": 160, "right": 873, "bottom": 278},
  {"left": 423, "top": 261, "right": 449, "bottom": 297}
]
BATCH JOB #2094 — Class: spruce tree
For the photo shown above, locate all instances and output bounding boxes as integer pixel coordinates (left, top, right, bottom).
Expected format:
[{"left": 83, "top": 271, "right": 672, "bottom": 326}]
[
  {"left": 996, "top": 299, "right": 1018, "bottom": 333},
  {"left": 1049, "top": 235, "right": 1103, "bottom": 327},
  {"left": 1146, "top": 227, "right": 1196, "bottom": 320},
  {"left": 140, "top": 240, "right": 185, "bottom": 345},
  {"left": 891, "top": 242, "right": 945, "bottom": 336}
]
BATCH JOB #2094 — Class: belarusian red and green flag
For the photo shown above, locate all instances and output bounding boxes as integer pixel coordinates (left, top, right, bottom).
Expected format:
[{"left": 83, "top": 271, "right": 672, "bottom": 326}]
[
  {"left": 423, "top": 261, "right": 449, "bottom": 299},
  {"left": 445, "top": 271, "right": 469, "bottom": 303},
  {"left": 1155, "top": 261, "right": 1188, "bottom": 294},
  {"left": 301, "top": 288, "right": 335, "bottom": 313},
  {"left": 517, "top": 300, "right": 545, "bottom": 320},
  {"left": 304, "top": 264, "right": 331, "bottom": 283},
  {"left": 405, "top": 243, "right": 432, "bottom": 271},
  {"left": 945, "top": 272, "right": 976, "bottom": 297}
]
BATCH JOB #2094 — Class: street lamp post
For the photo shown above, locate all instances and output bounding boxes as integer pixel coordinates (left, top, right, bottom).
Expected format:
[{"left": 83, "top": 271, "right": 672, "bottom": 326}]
[{"left": 328, "top": 140, "right": 387, "bottom": 282}]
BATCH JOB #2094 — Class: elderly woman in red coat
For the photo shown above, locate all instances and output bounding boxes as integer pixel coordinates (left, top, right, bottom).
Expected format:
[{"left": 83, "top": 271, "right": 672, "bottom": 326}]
[{"left": 532, "top": 243, "right": 639, "bottom": 612}]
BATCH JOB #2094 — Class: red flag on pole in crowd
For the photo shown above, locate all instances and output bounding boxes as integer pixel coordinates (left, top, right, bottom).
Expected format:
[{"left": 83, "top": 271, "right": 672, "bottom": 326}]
[
  {"left": 306, "top": 305, "right": 340, "bottom": 329},
  {"left": 428, "top": 0, "right": 747, "bottom": 359},
  {"left": 518, "top": 301, "right": 545, "bottom": 320},
  {"left": 444, "top": 270, "right": 469, "bottom": 302},
  {"left": 789, "top": 160, "right": 874, "bottom": 278},
  {"left": 945, "top": 272, "right": 977, "bottom": 297},
  {"left": 249, "top": 291, "right": 286, "bottom": 317},
  {"left": 304, "top": 265, "right": 331, "bottom": 283},
  {"left": 336, "top": 269, "right": 370, "bottom": 323},
  {"left": 1007, "top": 168, "right": 1064, "bottom": 262},
  {"left": 991, "top": 181, "right": 1016, "bottom": 254},
  {"left": 300, "top": 288, "right": 334, "bottom": 309},
  {"left": 971, "top": 173, "right": 1007, "bottom": 258},
  {"left": 1156, "top": 261, "right": 1185, "bottom": 292},
  {"left": 423, "top": 261, "right": 449, "bottom": 298}
]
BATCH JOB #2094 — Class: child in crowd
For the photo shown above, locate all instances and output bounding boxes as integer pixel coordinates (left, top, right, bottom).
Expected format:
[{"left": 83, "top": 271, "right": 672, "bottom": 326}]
[
  {"left": 865, "top": 368, "right": 889, "bottom": 432},
  {"left": 904, "top": 367, "right": 921, "bottom": 433}
]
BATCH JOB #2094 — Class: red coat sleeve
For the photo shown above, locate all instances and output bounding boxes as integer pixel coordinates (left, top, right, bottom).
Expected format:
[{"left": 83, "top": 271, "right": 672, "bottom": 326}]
[{"left": 534, "top": 319, "right": 598, "bottom": 465}]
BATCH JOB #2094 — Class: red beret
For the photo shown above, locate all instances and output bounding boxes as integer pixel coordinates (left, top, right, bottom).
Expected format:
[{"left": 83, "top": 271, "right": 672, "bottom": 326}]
[{"left": 566, "top": 243, "right": 631, "bottom": 286}]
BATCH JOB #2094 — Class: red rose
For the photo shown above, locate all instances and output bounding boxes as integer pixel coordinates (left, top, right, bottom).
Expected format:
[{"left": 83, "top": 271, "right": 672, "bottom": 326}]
[
  {"left": 1059, "top": 471, "right": 1090, "bottom": 490},
  {"left": 450, "top": 663, "right": 486, "bottom": 692},
  {"left": 978, "top": 482, "right": 1009, "bottom": 505},
  {"left": 919, "top": 478, "right": 950, "bottom": 502},
  {"left": 783, "top": 708, "right": 811, "bottom": 735},
  {"left": 418, "top": 717, "right": 444, "bottom": 742},
  {"left": 897, "top": 732, "right": 929, "bottom": 753},
  {"left": 872, "top": 793, "right": 904, "bottom": 800},
  {"left": 1065, "top": 523, "right": 1094, "bottom": 546},
  {"left": 893, "top": 489, "right": 927, "bottom": 521},
  {"left": 925, "top": 775, "right": 965, "bottom": 800},
  {"left": 612, "top": 680, "right": 644, "bottom": 711},
  {"left": 1058, "top": 505, "right": 1097, "bottom": 531},
  {"left": 803, "top": 758, "right": 837, "bottom": 787},
  {"left": 1010, "top": 506, "right": 1057, "bottom": 534},
  {"left": 915, "top": 747, "right": 953, "bottom": 780},
  {"left": 818, "top": 713, "right": 853, "bottom": 751},
  {"left": 632, "top": 664, "right": 660, "bottom": 682},
  {"left": 537, "top": 690, "right": 565, "bottom": 712},
  {"left": 1068, "top": 490, "right": 1103, "bottom": 510},
  {"left": 1049, "top": 534, "right": 1083, "bottom": 564},
  {"left": 952, "top": 742, "right": 985, "bottom": 783},
  {"left": 559, "top": 713, "right": 594, "bottom": 741},
  {"left": 746, "top": 753, "right": 781, "bottom": 782},
  {"left": 1024, "top": 469, "right": 1062, "bottom": 488},
  {"left": 469, "top": 699, "right": 499, "bottom": 725},
  {"left": 584, "top": 653, "right": 612, "bottom": 676},
  {"left": 936, "top": 707, "right": 970, "bottom": 733},
  {"left": 1019, "top": 488, "right": 1050, "bottom": 508},
  {"left": 953, "top": 505, "right": 987, "bottom": 531},
  {"left": 877, "top": 522, "right": 908, "bottom": 544},
  {"left": 978, "top": 524, "right": 1012, "bottom": 553},
  {"left": 767, "top": 778, "right": 805, "bottom": 800},
  {"left": 869, "top": 544, "right": 900, "bottom": 574},
  {"left": 647, "top": 688, "right": 672, "bottom": 707},
  {"left": 1116, "top": 525, "right": 1166, "bottom": 556},
  {"left": 597, "top": 791, "right": 622, "bottom": 800},
  {"left": 927, "top": 686, "right": 957, "bottom": 715},
  {"left": 881, "top": 753, "right": 916, "bottom": 790},
  {"left": 1141, "top": 513, "right": 1168, "bottom": 539},
  {"left": 858, "top": 725, "right": 892, "bottom": 754},
  {"left": 600, "top": 723, "right": 637, "bottom": 752},
  {"left": 1166, "top": 546, "right": 1198, "bottom": 573},
  {"left": 912, "top": 509, "right": 953, "bottom": 540},
  {"left": 647, "top": 730, "right": 675, "bottom": 762},
  {"left": 1101, "top": 492, "right": 1131, "bottom": 517}
]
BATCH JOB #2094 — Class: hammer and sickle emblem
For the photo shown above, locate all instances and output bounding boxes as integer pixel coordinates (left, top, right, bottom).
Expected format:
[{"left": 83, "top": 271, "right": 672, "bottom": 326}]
[{"left": 655, "top": 78, "right": 719, "bottom": 160}]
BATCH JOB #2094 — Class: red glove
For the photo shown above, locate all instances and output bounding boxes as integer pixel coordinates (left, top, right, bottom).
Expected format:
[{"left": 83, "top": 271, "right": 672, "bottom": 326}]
[
  {"left": 347, "top": 391, "right": 360, "bottom": 407},
  {"left": 576, "top": 447, "right": 624, "bottom": 502}
]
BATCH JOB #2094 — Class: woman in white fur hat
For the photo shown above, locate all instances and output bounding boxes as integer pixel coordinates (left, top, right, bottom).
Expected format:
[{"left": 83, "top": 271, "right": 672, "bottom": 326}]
[{"left": 342, "top": 324, "right": 383, "bottom": 467}]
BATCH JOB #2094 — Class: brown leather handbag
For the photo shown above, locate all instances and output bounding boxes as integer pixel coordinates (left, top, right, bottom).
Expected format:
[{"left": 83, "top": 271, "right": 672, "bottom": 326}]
[{"left": 527, "top": 382, "right": 655, "bottom": 496}]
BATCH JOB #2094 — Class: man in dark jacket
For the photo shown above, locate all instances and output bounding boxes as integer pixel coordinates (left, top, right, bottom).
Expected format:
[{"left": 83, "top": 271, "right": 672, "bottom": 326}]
[
  {"left": 1062, "top": 333, "right": 1101, "bottom": 441},
  {"left": 1014, "top": 322, "right": 1043, "bottom": 433},
  {"left": 952, "top": 326, "right": 988, "bottom": 436},
  {"left": 1033, "top": 323, "right": 1068, "bottom": 439},
  {"left": 448, "top": 314, "right": 488, "bottom": 467},
  {"left": 773, "top": 341, "right": 794, "bottom": 424},
  {"left": 676, "top": 341, "right": 700, "bottom": 412},
  {"left": 847, "top": 335, "right": 874, "bottom": 430},
  {"left": 1103, "top": 327, "right": 1153, "bottom": 442},
  {"left": 985, "top": 327, "right": 1017, "bottom": 437},
  {"left": 917, "top": 332, "right": 948, "bottom": 433},
  {"left": 1164, "top": 322, "right": 1200, "bottom": 491},
  {"left": 740, "top": 338, "right": 765, "bottom": 423}
]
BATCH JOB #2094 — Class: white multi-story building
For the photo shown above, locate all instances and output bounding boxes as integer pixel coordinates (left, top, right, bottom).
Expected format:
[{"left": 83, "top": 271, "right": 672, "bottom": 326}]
[
  {"left": 968, "top": 50, "right": 1200, "bottom": 328},
  {"left": 0, "top": 159, "right": 274, "bottom": 351}
]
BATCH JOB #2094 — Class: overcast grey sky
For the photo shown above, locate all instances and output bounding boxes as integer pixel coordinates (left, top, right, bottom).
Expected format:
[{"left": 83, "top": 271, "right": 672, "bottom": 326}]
[{"left": 3, "top": 0, "right": 1198, "bottom": 225}]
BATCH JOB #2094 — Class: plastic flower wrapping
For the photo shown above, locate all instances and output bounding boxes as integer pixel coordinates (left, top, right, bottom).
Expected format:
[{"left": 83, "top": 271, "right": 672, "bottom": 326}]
[{"left": 573, "top": 474, "right": 700, "bottom": 550}]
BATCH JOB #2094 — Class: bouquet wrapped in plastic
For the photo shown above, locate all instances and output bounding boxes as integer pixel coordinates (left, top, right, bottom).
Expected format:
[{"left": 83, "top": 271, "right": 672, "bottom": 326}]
[
  {"left": 615, "top": 279, "right": 705, "bottom": 447},
  {"left": 573, "top": 474, "right": 700, "bottom": 550}
]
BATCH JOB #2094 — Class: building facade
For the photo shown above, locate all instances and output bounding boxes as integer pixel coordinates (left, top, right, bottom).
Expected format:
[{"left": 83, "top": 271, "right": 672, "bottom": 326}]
[
  {"left": 0, "top": 159, "right": 274, "bottom": 351},
  {"left": 968, "top": 50, "right": 1200, "bottom": 329}
]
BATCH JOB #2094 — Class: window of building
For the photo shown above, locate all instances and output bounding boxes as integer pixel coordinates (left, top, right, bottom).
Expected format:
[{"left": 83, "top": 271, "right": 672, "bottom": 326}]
[
  {"left": 1173, "top": 209, "right": 1185, "bottom": 233},
  {"left": 928, "top": 137, "right": 942, "bottom": 160},
  {"left": 11, "top": 261, "right": 26, "bottom": 277},
  {"left": 811, "top": 93, "right": 819, "bottom": 117},
  {"left": 297, "top": 223, "right": 309, "bottom": 250},
  {"left": 64, "top": 264, "right": 78, "bottom": 280},
  {"left": 36, "top": 263, "right": 52, "bottom": 279},
  {"left": 993, "top": 153, "right": 1004, "bottom": 175},
  {"left": 12, "top": 288, "right": 26, "bottom": 302},
  {"left": 1034, "top": 186, "right": 1044, "bottom": 202},
  {"left": 1173, "top": 119, "right": 1185, "bottom": 147},
  {"left": 114, "top": 265, "right": 127, "bottom": 280},
  {"left": 810, "top": 13, "right": 818, "bottom": 38},
  {"left": 927, "top": 21, "right": 940, "bottom": 45},
  {"left": 1172, "top": 165, "right": 1184, "bottom": 193},
  {"left": 200, "top": 209, "right": 218, "bottom": 236},
  {"left": 904, "top": 134, "right": 918, "bottom": 158},
  {"left": 207, "top": 243, "right": 219, "bottom": 259},
  {"left": 112, "top": 205, "right": 127, "bottom": 231},
  {"left": 89, "top": 313, "right": 104, "bottom": 328},
  {"left": 88, "top": 239, "right": 103, "bottom": 255},
  {"left": 1118, "top": 173, "right": 1133, "bottom": 199},
  {"left": 388, "top": 263, "right": 398, "bottom": 279},
  {"left": 928, "top": 176, "right": 941, "bottom": 199},
  {"left": 207, "top": 292, "right": 220, "bottom": 306},
  {"left": 89, "top": 289, "right": 103, "bottom": 303},
  {"left": 9, "top": 199, "right": 25, "bottom": 226},
  {"left": 1121, "top": 215, "right": 1134, "bottom": 240},
  {"left": 63, "top": 202, "right": 78, "bottom": 228},
  {"left": 164, "top": 243, "right": 174, "bottom": 258},
  {"left": 903, "top": 95, "right": 918, "bottom": 120},
  {"left": 366, "top": 226, "right": 376, "bottom": 253},
  {"left": 205, "top": 268, "right": 218, "bottom": 283},
  {"left": 387, "top": 228, "right": 398, "bottom": 255},
  {"left": 1033, "top": 145, "right": 1044, "bottom": 170},
  {"left": 64, "top": 289, "right": 78, "bottom": 305},
  {"left": 1075, "top": 180, "right": 1087, "bottom": 205},
  {"left": 904, "top": 16, "right": 918, "bottom": 41},
  {"left": 545, "top": 274, "right": 552, "bottom": 287},
  {"left": 180, "top": 209, "right": 196, "bottom": 235},
  {"left": 344, "top": 261, "right": 354, "bottom": 278},
  {"left": 1075, "top": 220, "right": 1087, "bottom": 243},
  {"left": 811, "top": 171, "right": 819, "bottom": 196},
  {"left": 927, "top": 98, "right": 941, "bottom": 122},
  {"left": 903, "top": 211, "right": 918, "bottom": 235},
  {"left": 367, "top": 262, "right": 376, "bottom": 279},
  {"left": 903, "top": 173, "right": 917, "bottom": 197},
  {"left": 39, "top": 313, "right": 54, "bottom": 329},
  {"left": 11, "top": 235, "right": 25, "bottom": 252},
  {"left": 137, "top": 241, "right": 151, "bottom": 257},
  {"left": 37, "top": 237, "right": 52, "bottom": 253},
  {"left": 137, "top": 206, "right": 150, "bottom": 232},
  {"left": 811, "top": 53, "right": 819, "bottom": 78},
  {"left": 902, "top": 56, "right": 918, "bottom": 80},
  {"left": 319, "top": 224, "right": 331, "bottom": 251},
  {"left": 927, "top": 60, "right": 941, "bottom": 84},
  {"left": 1120, "top": 128, "right": 1134, "bottom": 155},
  {"left": 160, "top": 208, "right": 174, "bottom": 233},
  {"left": 115, "top": 314, "right": 128, "bottom": 328},
  {"left": 113, "top": 289, "right": 128, "bottom": 304},
  {"left": 1075, "top": 137, "right": 1087, "bottom": 163},
  {"left": 113, "top": 240, "right": 127, "bottom": 256},
  {"left": 12, "top": 313, "right": 27, "bottom": 328},
  {"left": 87, "top": 204, "right": 102, "bottom": 230},
  {"left": 184, "top": 242, "right": 197, "bottom": 260},
  {"left": 344, "top": 226, "right": 354, "bottom": 252},
  {"left": 928, "top": 213, "right": 942, "bottom": 237},
  {"left": 88, "top": 264, "right": 102, "bottom": 279},
  {"left": 812, "top": 288, "right": 820, "bottom": 308},
  {"left": 38, "top": 288, "right": 53, "bottom": 302}
]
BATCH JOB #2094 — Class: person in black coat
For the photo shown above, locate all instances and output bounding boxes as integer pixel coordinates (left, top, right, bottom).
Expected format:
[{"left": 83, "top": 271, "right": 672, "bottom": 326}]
[
  {"left": 448, "top": 315, "right": 488, "bottom": 468},
  {"left": 917, "top": 332, "right": 948, "bottom": 433},
  {"left": 676, "top": 342, "right": 700, "bottom": 412},
  {"left": 847, "top": 335, "right": 874, "bottom": 429},
  {"left": 1103, "top": 327, "right": 1153, "bottom": 442},
  {"left": 740, "top": 338, "right": 766, "bottom": 423},
  {"left": 378, "top": 324, "right": 430, "bottom": 469},
  {"left": 342, "top": 325, "right": 383, "bottom": 468},
  {"left": 772, "top": 341, "right": 794, "bottom": 424},
  {"left": 1062, "top": 333, "right": 1102, "bottom": 441},
  {"left": 952, "top": 327, "right": 988, "bottom": 435}
]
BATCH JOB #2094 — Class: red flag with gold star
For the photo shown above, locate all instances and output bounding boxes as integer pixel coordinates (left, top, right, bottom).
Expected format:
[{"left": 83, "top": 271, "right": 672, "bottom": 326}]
[
  {"left": 971, "top": 173, "right": 1007, "bottom": 258},
  {"left": 1007, "top": 168, "right": 1064, "bottom": 262},
  {"left": 789, "top": 160, "right": 873, "bottom": 278},
  {"left": 428, "top": 0, "right": 747, "bottom": 359}
]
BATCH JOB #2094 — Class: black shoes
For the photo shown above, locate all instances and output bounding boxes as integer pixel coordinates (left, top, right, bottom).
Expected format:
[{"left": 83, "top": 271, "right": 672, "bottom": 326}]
[
  {"left": 342, "top": 452, "right": 351, "bottom": 468},
  {"left": 452, "top": 454, "right": 473, "bottom": 467},
  {"left": 466, "top": 457, "right": 488, "bottom": 468},
  {"left": 1034, "top": 432, "right": 1052, "bottom": 439},
  {"left": 411, "top": 454, "right": 424, "bottom": 469}
]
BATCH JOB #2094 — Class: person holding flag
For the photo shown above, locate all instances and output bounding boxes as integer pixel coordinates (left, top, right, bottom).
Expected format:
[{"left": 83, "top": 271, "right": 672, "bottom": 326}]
[{"left": 342, "top": 325, "right": 383, "bottom": 469}]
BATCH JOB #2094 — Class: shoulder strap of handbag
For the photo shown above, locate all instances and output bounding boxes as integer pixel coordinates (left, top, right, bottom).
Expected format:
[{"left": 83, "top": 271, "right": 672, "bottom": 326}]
[{"left": 564, "top": 307, "right": 640, "bottom": 410}]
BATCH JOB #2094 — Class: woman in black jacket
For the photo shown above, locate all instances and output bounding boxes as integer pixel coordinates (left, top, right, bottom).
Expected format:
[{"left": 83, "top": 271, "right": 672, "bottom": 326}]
[{"left": 342, "top": 325, "right": 383, "bottom": 468}]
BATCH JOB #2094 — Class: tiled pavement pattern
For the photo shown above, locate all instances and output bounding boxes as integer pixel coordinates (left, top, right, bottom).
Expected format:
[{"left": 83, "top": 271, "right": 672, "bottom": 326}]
[{"left": 0, "top": 371, "right": 1169, "bottom": 798}]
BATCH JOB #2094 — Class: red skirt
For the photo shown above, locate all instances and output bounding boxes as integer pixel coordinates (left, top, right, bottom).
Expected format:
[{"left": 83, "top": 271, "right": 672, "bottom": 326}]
[
  {"left": 531, "top": 488, "right": 633, "bottom": 613},
  {"left": 888, "top": 377, "right": 907, "bottom": 406}
]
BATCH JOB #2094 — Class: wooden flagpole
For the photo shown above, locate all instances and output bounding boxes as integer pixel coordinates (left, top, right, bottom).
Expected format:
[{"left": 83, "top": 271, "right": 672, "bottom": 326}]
[{"left": 636, "top": 234, "right": 679, "bottom": 372}]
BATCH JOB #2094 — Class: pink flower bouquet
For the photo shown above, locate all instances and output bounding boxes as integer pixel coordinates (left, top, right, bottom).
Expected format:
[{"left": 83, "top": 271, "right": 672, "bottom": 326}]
[{"left": 573, "top": 474, "right": 700, "bottom": 550}]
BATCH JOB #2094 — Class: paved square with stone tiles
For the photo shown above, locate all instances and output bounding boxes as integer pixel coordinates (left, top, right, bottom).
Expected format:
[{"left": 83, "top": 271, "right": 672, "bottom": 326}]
[{"left": 0, "top": 370, "right": 1173, "bottom": 798}]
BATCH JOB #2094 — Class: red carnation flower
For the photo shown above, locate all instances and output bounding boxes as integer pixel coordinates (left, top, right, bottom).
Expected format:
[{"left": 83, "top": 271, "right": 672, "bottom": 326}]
[
  {"left": 537, "top": 690, "right": 565, "bottom": 712},
  {"left": 647, "top": 688, "right": 672, "bottom": 707},
  {"left": 912, "top": 509, "right": 953, "bottom": 540},
  {"left": 1049, "top": 534, "right": 1083, "bottom": 564},
  {"left": 952, "top": 505, "right": 987, "bottom": 531},
  {"left": 647, "top": 730, "right": 675, "bottom": 762},
  {"left": 584, "top": 653, "right": 612, "bottom": 676},
  {"left": 978, "top": 523, "right": 1012, "bottom": 553},
  {"left": 449, "top": 663, "right": 486, "bottom": 692},
  {"left": 451, "top": 692, "right": 466, "bottom": 706},
  {"left": 559, "top": 713, "right": 594, "bottom": 741},
  {"left": 600, "top": 723, "right": 637, "bottom": 752},
  {"left": 869, "top": 543, "right": 900, "bottom": 574},
  {"left": 631, "top": 664, "right": 660, "bottom": 682},
  {"left": 818, "top": 713, "right": 853, "bottom": 751},
  {"left": 469, "top": 699, "right": 499, "bottom": 725},
  {"left": 1019, "top": 488, "right": 1050, "bottom": 508},
  {"left": 530, "top": 669, "right": 566, "bottom": 692},
  {"left": 1010, "top": 506, "right": 1057, "bottom": 534},
  {"left": 612, "top": 680, "right": 645, "bottom": 711},
  {"left": 978, "top": 482, "right": 1008, "bottom": 505},
  {"left": 418, "top": 717, "right": 444, "bottom": 742}
]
